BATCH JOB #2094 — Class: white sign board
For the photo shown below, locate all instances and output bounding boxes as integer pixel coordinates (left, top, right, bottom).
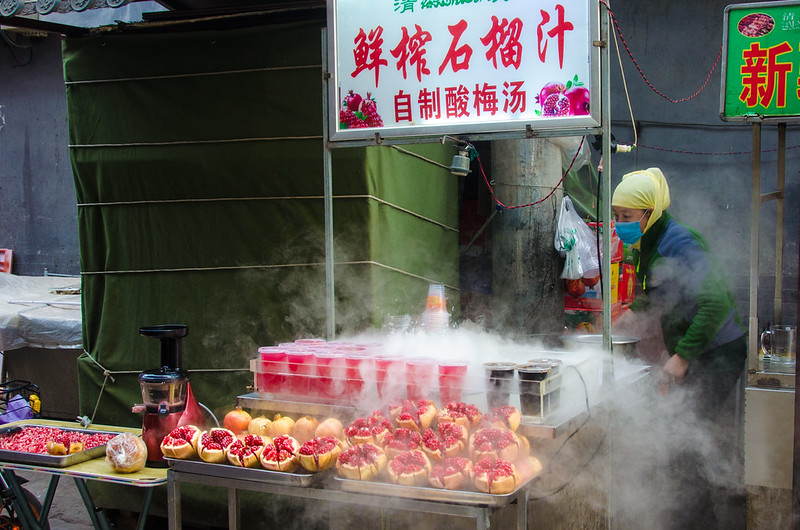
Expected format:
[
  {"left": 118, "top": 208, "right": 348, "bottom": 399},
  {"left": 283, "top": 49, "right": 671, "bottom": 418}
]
[{"left": 327, "top": 0, "right": 601, "bottom": 141}]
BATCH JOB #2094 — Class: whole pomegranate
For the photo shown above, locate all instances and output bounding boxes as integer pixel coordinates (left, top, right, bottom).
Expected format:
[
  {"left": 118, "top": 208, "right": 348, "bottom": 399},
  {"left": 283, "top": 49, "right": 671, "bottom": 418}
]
[
  {"left": 344, "top": 90, "right": 363, "bottom": 111},
  {"left": 536, "top": 82, "right": 566, "bottom": 105},
  {"left": 222, "top": 407, "right": 252, "bottom": 434},
  {"left": 565, "top": 86, "right": 590, "bottom": 115}
]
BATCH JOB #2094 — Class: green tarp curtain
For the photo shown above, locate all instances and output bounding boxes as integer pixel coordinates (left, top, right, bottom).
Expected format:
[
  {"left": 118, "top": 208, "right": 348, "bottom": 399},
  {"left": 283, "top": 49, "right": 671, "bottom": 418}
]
[{"left": 63, "top": 21, "right": 458, "bottom": 430}]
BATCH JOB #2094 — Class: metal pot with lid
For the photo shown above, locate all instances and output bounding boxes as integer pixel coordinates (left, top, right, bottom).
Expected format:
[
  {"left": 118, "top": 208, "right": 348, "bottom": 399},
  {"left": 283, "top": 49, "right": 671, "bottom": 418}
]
[{"left": 560, "top": 334, "right": 640, "bottom": 359}]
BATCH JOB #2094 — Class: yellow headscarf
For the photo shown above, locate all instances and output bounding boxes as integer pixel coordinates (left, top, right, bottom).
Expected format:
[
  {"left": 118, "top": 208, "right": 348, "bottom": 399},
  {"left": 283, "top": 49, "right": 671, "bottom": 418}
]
[{"left": 611, "top": 167, "right": 671, "bottom": 234}]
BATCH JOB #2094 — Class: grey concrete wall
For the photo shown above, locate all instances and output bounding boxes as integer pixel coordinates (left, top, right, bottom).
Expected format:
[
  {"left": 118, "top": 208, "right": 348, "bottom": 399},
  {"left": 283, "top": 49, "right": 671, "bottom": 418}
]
[
  {"left": 606, "top": 0, "right": 799, "bottom": 327},
  {"left": 0, "top": 33, "right": 79, "bottom": 276}
]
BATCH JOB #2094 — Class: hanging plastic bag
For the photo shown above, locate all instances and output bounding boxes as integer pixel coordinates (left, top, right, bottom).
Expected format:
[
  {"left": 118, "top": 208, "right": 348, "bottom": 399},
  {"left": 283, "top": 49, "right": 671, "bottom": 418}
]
[{"left": 554, "top": 197, "right": 599, "bottom": 279}]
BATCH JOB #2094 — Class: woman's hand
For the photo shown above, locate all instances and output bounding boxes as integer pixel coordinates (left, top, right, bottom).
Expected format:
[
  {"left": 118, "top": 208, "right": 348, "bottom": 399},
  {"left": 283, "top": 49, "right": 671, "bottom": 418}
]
[
  {"left": 663, "top": 353, "right": 689, "bottom": 379},
  {"left": 657, "top": 354, "right": 689, "bottom": 395}
]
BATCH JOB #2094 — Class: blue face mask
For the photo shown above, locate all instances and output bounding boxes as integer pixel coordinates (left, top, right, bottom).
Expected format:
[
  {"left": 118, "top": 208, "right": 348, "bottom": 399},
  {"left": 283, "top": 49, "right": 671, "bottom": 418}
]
[{"left": 615, "top": 211, "right": 648, "bottom": 245}]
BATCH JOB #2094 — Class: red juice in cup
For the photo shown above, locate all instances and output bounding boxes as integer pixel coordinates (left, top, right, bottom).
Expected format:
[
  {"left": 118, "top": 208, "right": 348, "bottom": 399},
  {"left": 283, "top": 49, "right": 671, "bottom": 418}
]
[
  {"left": 374, "top": 355, "right": 404, "bottom": 399},
  {"left": 286, "top": 350, "right": 315, "bottom": 397},
  {"left": 437, "top": 361, "right": 469, "bottom": 404},
  {"left": 257, "top": 347, "right": 288, "bottom": 394},
  {"left": 314, "top": 351, "right": 345, "bottom": 400},
  {"left": 344, "top": 353, "right": 372, "bottom": 400},
  {"left": 406, "top": 358, "right": 436, "bottom": 401}
]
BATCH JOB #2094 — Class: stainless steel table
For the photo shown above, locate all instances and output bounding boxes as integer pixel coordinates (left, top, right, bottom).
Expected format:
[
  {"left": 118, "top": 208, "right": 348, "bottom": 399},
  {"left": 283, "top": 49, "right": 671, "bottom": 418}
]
[{"left": 167, "top": 464, "right": 529, "bottom": 530}]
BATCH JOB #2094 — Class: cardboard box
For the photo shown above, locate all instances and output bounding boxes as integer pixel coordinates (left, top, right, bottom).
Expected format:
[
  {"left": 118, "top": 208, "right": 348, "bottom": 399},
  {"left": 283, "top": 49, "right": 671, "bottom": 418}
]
[{"left": 618, "top": 263, "right": 636, "bottom": 304}]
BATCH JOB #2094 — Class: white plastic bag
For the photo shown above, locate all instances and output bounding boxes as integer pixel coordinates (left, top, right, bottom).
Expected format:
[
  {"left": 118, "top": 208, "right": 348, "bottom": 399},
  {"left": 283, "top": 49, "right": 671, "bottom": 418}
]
[{"left": 554, "top": 197, "right": 599, "bottom": 279}]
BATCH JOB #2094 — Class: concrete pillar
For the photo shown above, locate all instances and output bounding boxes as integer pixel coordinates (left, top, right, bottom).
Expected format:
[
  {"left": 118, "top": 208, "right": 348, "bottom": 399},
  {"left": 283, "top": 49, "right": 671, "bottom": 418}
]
[{"left": 491, "top": 138, "right": 564, "bottom": 337}]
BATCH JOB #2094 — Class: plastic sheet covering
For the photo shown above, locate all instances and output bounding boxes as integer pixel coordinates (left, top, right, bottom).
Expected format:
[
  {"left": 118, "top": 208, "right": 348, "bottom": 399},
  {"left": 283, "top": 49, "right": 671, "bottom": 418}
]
[{"left": 0, "top": 274, "right": 82, "bottom": 351}]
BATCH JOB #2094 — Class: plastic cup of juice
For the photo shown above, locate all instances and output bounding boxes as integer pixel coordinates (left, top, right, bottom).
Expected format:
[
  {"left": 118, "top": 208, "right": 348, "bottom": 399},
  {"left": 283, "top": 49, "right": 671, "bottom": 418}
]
[
  {"left": 405, "top": 357, "right": 436, "bottom": 401},
  {"left": 286, "top": 350, "right": 315, "bottom": 397},
  {"left": 314, "top": 351, "right": 345, "bottom": 400},
  {"left": 374, "top": 355, "right": 404, "bottom": 400},
  {"left": 257, "top": 347, "right": 288, "bottom": 394},
  {"left": 437, "top": 361, "right": 469, "bottom": 404}
]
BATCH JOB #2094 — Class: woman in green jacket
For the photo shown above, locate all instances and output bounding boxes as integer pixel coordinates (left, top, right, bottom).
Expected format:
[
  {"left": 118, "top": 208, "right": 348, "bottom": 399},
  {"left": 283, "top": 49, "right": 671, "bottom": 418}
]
[{"left": 612, "top": 167, "right": 746, "bottom": 529}]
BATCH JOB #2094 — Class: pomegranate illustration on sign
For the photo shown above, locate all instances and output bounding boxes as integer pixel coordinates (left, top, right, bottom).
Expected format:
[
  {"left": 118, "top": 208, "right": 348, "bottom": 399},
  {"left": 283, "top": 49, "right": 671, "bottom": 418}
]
[
  {"left": 339, "top": 90, "right": 384, "bottom": 129},
  {"left": 535, "top": 75, "right": 590, "bottom": 117}
]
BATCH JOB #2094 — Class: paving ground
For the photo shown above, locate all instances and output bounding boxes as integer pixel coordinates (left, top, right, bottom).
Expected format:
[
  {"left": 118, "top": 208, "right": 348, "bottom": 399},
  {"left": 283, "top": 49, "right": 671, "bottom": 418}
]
[{"left": 14, "top": 470, "right": 95, "bottom": 529}]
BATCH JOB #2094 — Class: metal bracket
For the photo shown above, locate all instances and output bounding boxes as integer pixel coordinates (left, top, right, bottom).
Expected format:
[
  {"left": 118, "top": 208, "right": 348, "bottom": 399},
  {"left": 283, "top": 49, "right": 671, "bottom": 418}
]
[
  {"left": 374, "top": 132, "right": 383, "bottom": 145},
  {"left": 525, "top": 124, "right": 534, "bottom": 138},
  {"left": 593, "top": 40, "right": 607, "bottom": 48}
]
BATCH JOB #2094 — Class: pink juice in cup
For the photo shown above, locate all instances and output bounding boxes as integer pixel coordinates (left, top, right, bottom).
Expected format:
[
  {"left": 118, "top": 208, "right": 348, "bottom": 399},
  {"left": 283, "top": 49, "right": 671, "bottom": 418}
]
[
  {"left": 374, "top": 355, "right": 404, "bottom": 399},
  {"left": 405, "top": 357, "right": 436, "bottom": 401},
  {"left": 257, "top": 347, "right": 288, "bottom": 394},
  {"left": 437, "top": 361, "right": 469, "bottom": 404},
  {"left": 343, "top": 353, "right": 372, "bottom": 401},
  {"left": 314, "top": 351, "right": 345, "bottom": 400},
  {"left": 286, "top": 350, "right": 315, "bottom": 397}
]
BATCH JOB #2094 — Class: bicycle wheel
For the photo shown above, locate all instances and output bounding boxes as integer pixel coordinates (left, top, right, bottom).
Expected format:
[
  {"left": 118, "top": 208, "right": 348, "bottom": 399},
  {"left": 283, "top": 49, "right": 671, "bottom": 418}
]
[{"left": 0, "top": 487, "right": 50, "bottom": 530}]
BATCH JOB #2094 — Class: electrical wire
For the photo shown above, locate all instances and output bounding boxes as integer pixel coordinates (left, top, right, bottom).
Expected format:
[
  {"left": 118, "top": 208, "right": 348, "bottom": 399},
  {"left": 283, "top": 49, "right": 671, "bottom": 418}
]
[
  {"left": 599, "top": 0, "right": 722, "bottom": 104},
  {"left": 611, "top": 11, "right": 638, "bottom": 148},
  {"left": 528, "top": 364, "right": 610, "bottom": 500},
  {"left": 0, "top": 30, "right": 34, "bottom": 67},
  {"left": 476, "top": 136, "right": 585, "bottom": 211}
]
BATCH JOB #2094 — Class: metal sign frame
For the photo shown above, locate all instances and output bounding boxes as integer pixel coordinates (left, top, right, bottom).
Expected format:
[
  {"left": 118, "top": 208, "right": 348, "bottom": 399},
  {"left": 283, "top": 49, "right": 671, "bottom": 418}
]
[
  {"left": 322, "top": 2, "right": 614, "bottom": 349},
  {"left": 720, "top": 0, "right": 800, "bottom": 122},
  {"left": 325, "top": 0, "right": 603, "bottom": 145}
]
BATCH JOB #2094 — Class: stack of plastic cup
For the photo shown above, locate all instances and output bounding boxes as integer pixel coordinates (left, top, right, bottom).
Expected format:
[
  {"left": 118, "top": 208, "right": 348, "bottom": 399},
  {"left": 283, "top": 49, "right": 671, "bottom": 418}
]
[{"left": 421, "top": 284, "right": 450, "bottom": 331}]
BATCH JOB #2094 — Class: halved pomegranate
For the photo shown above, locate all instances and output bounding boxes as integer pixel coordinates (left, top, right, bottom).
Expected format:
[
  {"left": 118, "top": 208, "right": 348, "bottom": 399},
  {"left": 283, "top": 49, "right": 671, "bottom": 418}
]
[
  {"left": 468, "top": 428, "right": 525, "bottom": 462},
  {"left": 382, "top": 428, "right": 422, "bottom": 460},
  {"left": 436, "top": 402, "right": 483, "bottom": 430},
  {"left": 336, "top": 442, "right": 387, "bottom": 481},
  {"left": 298, "top": 436, "right": 344, "bottom": 472},
  {"left": 481, "top": 405, "right": 522, "bottom": 432},
  {"left": 260, "top": 435, "right": 301, "bottom": 472},
  {"left": 160, "top": 425, "right": 201, "bottom": 460},
  {"left": 226, "top": 434, "right": 268, "bottom": 468},
  {"left": 421, "top": 422, "right": 467, "bottom": 461},
  {"left": 387, "top": 449, "right": 431, "bottom": 486},
  {"left": 429, "top": 456, "right": 473, "bottom": 490},
  {"left": 389, "top": 399, "right": 436, "bottom": 432},
  {"left": 516, "top": 455, "right": 544, "bottom": 482},
  {"left": 345, "top": 413, "right": 393, "bottom": 446},
  {"left": 197, "top": 428, "right": 236, "bottom": 464},
  {"left": 471, "top": 457, "right": 520, "bottom": 494}
]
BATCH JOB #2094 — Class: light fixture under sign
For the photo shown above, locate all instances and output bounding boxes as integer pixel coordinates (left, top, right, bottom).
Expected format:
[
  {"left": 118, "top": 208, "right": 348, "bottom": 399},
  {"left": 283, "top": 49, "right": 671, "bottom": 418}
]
[
  {"left": 448, "top": 148, "right": 472, "bottom": 177},
  {"left": 441, "top": 135, "right": 473, "bottom": 176}
]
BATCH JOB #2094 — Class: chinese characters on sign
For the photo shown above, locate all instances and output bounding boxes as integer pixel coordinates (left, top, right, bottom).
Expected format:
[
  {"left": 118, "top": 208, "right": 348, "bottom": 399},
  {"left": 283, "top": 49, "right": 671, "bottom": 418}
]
[
  {"left": 330, "top": 0, "right": 598, "bottom": 139},
  {"left": 722, "top": 2, "right": 800, "bottom": 120}
]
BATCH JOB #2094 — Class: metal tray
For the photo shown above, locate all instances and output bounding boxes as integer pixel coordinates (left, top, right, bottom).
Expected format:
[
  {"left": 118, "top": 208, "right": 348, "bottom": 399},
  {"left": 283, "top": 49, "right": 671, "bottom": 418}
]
[
  {"left": 333, "top": 476, "right": 530, "bottom": 507},
  {"left": 0, "top": 424, "right": 120, "bottom": 468},
  {"left": 165, "top": 457, "right": 328, "bottom": 487}
]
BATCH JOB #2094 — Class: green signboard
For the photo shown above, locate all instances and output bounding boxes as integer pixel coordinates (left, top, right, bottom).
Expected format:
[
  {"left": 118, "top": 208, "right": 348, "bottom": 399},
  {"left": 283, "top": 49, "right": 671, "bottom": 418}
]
[{"left": 721, "top": 0, "right": 800, "bottom": 121}]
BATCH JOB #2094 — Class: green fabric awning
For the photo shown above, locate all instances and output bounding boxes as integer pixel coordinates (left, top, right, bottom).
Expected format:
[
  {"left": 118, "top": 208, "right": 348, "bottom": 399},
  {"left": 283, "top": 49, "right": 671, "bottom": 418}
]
[{"left": 63, "top": 21, "right": 459, "bottom": 428}]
